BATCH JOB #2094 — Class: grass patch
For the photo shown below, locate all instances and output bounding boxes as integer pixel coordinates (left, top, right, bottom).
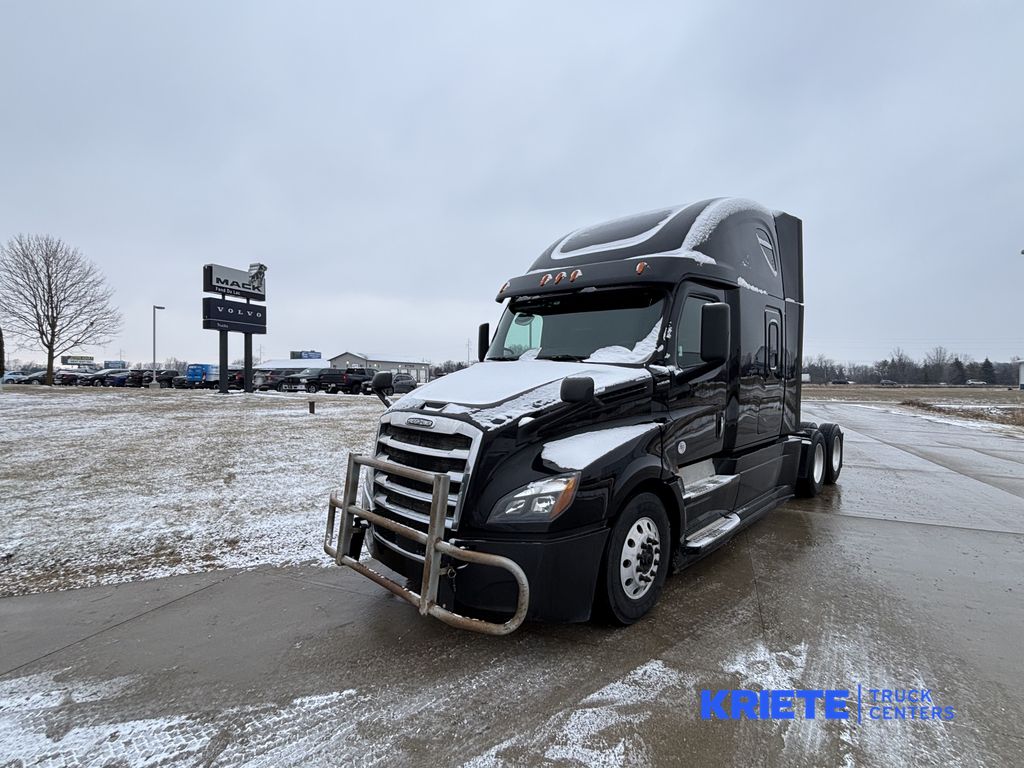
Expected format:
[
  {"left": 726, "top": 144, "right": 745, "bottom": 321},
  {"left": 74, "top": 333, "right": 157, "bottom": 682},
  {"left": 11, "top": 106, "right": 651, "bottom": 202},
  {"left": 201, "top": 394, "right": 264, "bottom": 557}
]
[{"left": 900, "top": 398, "right": 1024, "bottom": 427}]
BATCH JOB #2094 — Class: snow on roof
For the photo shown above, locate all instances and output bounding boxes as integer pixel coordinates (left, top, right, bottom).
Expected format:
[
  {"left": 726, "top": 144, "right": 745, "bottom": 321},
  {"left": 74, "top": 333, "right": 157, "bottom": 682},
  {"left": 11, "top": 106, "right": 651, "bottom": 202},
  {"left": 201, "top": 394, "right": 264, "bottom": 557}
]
[
  {"left": 255, "top": 358, "right": 322, "bottom": 369},
  {"left": 682, "top": 197, "right": 773, "bottom": 251},
  {"left": 329, "top": 351, "right": 431, "bottom": 364}
]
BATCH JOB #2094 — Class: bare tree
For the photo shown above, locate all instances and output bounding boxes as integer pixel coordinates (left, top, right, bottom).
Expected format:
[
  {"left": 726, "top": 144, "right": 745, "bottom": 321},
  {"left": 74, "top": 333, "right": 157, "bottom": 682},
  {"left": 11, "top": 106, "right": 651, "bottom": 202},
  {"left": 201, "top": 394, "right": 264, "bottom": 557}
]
[{"left": 0, "top": 235, "right": 121, "bottom": 384}]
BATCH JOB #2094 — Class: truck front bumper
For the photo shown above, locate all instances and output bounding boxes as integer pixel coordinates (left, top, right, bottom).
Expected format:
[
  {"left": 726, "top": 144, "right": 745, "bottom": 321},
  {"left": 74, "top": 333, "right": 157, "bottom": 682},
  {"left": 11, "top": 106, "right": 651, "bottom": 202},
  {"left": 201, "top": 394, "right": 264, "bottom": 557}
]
[
  {"left": 371, "top": 526, "right": 608, "bottom": 624},
  {"left": 325, "top": 454, "right": 611, "bottom": 632}
]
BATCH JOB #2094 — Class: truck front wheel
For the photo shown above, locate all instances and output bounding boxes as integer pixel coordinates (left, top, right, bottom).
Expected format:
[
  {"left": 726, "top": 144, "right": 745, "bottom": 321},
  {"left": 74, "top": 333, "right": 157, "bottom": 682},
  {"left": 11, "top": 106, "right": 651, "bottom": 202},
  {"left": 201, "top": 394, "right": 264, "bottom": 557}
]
[
  {"left": 598, "top": 493, "right": 670, "bottom": 625},
  {"left": 306, "top": 384, "right": 318, "bottom": 394}
]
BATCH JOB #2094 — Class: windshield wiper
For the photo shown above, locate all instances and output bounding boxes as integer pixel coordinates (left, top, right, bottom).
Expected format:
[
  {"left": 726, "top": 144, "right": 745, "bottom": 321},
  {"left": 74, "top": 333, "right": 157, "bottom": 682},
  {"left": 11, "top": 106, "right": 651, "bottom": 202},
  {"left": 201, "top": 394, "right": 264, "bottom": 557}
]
[{"left": 538, "top": 354, "right": 586, "bottom": 362}]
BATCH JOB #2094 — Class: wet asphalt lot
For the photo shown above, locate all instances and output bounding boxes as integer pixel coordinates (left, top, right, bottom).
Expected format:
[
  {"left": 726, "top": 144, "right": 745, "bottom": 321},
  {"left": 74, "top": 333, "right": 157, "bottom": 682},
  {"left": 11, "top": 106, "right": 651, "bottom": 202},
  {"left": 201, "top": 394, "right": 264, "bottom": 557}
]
[{"left": 1, "top": 402, "right": 1022, "bottom": 766}]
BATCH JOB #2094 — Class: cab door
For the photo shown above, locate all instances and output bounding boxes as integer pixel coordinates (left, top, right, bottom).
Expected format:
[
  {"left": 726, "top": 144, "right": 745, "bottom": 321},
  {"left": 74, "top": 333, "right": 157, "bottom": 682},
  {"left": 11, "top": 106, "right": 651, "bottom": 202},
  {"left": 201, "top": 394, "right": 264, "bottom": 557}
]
[{"left": 660, "top": 287, "right": 728, "bottom": 472}]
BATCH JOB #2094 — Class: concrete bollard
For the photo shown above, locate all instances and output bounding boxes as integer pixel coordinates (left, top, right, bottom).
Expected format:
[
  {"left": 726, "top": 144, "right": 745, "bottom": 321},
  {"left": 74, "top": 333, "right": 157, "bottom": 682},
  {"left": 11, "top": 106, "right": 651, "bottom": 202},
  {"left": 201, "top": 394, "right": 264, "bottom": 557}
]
[{"left": 309, "top": 400, "right": 316, "bottom": 415}]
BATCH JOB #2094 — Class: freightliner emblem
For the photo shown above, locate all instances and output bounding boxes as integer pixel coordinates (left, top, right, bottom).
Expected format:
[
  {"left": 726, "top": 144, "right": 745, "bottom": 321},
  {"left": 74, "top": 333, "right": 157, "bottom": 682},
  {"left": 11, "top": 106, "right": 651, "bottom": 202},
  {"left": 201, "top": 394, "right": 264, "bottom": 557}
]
[{"left": 406, "top": 417, "right": 435, "bottom": 428}]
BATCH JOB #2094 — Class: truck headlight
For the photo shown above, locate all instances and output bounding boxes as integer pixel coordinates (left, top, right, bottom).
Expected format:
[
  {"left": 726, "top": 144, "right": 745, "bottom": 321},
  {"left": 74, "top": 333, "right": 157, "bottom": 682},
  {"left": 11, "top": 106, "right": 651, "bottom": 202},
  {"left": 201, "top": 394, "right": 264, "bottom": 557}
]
[{"left": 487, "top": 473, "right": 580, "bottom": 524}]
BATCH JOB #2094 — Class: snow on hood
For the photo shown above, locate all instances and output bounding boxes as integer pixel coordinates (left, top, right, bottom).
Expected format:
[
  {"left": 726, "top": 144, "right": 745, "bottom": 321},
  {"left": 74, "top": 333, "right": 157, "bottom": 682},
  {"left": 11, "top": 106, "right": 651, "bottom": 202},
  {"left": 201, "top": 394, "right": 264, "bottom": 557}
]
[
  {"left": 394, "top": 360, "right": 652, "bottom": 430},
  {"left": 541, "top": 423, "right": 660, "bottom": 471}
]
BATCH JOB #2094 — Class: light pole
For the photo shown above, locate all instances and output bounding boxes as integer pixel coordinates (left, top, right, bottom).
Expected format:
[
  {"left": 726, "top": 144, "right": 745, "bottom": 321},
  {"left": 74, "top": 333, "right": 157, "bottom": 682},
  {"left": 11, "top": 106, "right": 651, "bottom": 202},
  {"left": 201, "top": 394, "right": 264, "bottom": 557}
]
[{"left": 151, "top": 305, "right": 165, "bottom": 389}]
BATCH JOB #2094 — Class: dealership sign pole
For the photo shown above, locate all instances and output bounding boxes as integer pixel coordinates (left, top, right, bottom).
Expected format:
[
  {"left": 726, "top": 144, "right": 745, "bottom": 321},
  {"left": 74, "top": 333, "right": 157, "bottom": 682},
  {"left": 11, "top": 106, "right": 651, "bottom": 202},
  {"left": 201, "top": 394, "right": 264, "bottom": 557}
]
[{"left": 202, "top": 263, "right": 268, "bottom": 393}]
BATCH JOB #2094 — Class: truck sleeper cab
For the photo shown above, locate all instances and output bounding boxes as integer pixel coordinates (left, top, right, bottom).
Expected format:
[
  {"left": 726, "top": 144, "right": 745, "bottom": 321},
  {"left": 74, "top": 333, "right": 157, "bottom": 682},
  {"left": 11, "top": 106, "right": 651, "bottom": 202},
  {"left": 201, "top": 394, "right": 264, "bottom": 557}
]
[{"left": 324, "top": 198, "right": 844, "bottom": 634}]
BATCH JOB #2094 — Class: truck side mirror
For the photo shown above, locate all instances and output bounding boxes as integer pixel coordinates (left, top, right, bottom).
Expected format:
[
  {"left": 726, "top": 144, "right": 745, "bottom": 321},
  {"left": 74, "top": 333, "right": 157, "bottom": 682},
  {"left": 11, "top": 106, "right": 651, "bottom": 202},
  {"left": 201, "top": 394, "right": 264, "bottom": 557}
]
[
  {"left": 560, "top": 376, "right": 595, "bottom": 404},
  {"left": 700, "top": 302, "right": 730, "bottom": 365},
  {"left": 371, "top": 371, "right": 393, "bottom": 391},
  {"left": 478, "top": 323, "right": 490, "bottom": 362}
]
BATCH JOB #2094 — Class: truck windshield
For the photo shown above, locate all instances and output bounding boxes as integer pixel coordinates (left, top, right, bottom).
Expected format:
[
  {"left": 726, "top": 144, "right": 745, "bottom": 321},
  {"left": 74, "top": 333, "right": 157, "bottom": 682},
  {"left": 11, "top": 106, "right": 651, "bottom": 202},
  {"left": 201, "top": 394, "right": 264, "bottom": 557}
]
[{"left": 487, "top": 287, "right": 665, "bottom": 364}]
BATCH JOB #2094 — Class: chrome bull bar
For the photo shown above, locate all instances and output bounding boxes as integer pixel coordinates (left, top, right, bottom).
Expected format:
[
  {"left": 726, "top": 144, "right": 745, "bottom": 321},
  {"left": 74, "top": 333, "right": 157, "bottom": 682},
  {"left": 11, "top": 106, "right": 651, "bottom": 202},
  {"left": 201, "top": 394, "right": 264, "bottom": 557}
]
[{"left": 324, "top": 454, "right": 530, "bottom": 636}]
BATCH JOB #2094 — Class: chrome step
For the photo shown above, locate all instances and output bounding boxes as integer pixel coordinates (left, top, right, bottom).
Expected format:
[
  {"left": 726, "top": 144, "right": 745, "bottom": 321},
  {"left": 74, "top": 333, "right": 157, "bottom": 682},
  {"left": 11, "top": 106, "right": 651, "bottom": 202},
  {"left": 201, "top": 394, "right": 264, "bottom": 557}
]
[
  {"left": 682, "top": 473, "right": 737, "bottom": 501},
  {"left": 684, "top": 513, "right": 741, "bottom": 549}
]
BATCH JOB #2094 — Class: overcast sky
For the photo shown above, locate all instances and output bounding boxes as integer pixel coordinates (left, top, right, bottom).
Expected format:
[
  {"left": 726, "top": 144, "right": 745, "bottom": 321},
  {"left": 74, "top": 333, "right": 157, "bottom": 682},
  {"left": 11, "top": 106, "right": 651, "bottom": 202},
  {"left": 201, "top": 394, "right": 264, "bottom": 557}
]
[{"left": 2, "top": 1, "right": 1022, "bottom": 368}]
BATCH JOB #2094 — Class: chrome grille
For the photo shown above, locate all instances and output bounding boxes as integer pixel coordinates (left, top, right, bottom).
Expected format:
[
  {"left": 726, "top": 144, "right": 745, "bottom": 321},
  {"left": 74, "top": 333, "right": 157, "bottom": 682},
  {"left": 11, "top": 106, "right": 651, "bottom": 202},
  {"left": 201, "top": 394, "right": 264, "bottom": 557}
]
[{"left": 372, "top": 412, "right": 481, "bottom": 532}]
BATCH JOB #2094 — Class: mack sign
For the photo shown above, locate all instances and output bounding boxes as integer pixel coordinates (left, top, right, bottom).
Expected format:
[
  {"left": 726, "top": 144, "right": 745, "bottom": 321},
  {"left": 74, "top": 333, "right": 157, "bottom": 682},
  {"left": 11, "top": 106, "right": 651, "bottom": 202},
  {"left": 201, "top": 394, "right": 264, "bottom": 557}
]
[{"left": 203, "top": 264, "right": 267, "bottom": 301}]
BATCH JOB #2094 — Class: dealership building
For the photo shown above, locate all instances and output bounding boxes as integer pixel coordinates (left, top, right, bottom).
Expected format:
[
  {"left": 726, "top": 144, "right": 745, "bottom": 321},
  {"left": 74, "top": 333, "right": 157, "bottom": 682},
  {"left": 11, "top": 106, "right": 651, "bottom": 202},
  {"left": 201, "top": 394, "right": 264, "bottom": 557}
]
[{"left": 329, "top": 351, "right": 433, "bottom": 382}]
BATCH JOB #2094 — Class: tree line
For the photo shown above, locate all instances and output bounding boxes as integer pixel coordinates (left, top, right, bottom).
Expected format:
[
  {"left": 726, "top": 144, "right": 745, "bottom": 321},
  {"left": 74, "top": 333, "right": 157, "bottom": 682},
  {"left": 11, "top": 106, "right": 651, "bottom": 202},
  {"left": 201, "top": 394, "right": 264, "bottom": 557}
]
[{"left": 805, "top": 348, "right": 1019, "bottom": 385}]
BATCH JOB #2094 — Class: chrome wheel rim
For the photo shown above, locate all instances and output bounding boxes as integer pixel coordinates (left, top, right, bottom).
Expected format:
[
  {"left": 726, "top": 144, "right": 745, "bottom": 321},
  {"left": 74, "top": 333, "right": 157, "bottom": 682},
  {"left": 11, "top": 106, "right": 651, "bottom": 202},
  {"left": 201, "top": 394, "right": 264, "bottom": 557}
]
[
  {"left": 813, "top": 442, "right": 825, "bottom": 484},
  {"left": 831, "top": 435, "right": 842, "bottom": 473},
  {"left": 619, "top": 516, "right": 661, "bottom": 599}
]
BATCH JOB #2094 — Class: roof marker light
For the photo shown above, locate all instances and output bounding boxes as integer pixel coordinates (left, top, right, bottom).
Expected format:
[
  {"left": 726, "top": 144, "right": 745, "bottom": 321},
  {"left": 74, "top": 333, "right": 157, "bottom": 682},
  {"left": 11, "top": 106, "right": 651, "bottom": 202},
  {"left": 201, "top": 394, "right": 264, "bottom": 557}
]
[
  {"left": 540, "top": 273, "right": 552, "bottom": 286},
  {"left": 569, "top": 269, "right": 583, "bottom": 282},
  {"left": 636, "top": 261, "right": 649, "bottom": 275},
  {"left": 554, "top": 271, "right": 567, "bottom": 284},
  {"left": 499, "top": 280, "right": 510, "bottom": 294}
]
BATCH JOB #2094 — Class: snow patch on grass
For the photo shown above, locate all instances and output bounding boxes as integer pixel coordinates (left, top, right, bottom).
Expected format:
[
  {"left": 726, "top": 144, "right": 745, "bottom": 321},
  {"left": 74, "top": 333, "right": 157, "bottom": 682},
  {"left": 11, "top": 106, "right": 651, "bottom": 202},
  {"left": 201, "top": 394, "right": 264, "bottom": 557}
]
[{"left": 0, "top": 389, "right": 383, "bottom": 596}]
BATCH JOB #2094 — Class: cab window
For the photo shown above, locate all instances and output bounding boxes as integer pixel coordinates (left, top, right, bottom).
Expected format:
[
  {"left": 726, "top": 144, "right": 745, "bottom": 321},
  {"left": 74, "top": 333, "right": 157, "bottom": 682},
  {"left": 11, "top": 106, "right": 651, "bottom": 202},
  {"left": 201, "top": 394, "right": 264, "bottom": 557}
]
[{"left": 675, "top": 296, "right": 712, "bottom": 367}]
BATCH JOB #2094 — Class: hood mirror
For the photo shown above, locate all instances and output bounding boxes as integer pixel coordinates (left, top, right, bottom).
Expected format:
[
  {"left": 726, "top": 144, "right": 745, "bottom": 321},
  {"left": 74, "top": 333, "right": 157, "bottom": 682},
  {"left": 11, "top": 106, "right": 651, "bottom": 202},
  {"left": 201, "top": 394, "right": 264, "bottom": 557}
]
[
  {"left": 560, "top": 376, "right": 594, "bottom": 404},
  {"left": 371, "top": 370, "right": 393, "bottom": 407},
  {"left": 478, "top": 323, "right": 490, "bottom": 362}
]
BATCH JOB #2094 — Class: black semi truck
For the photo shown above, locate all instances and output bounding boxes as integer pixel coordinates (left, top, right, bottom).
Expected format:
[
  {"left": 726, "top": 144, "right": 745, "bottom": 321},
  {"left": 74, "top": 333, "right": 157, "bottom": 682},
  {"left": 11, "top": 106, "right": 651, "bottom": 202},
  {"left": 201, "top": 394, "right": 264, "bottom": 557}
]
[{"left": 325, "top": 197, "right": 844, "bottom": 634}]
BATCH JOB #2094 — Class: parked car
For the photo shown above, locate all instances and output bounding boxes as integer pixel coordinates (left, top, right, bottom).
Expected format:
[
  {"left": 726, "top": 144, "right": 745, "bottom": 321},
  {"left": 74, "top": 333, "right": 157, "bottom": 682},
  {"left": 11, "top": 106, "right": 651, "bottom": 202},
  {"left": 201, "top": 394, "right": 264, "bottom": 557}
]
[
  {"left": 22, "top": 369, "right": 75, "bottom": 385},
  {"left": 280, "top": 367, "right": 347, "bottom": 393},
  {"left": 126, "top": 369, "right": 179, "bottom": 388},
  {"left": 77, "top": 368, "right": 129, "bottom": 386},
  {"left": 966, "top": 379, "right": 988, "bottom": 386},
  {"left": 362, "top": 371, "right": 419, "bottom": 395},
  {"left": 829, "top": 379, "right": 852, "bottom": 385},
  {"left": 53, "top": 370, "right": 82, "bottom": 387},
  {"left": 171, "top": 374, "right": 192, "bottom": 389},
  {"left": 878, "top": 379, "right": 900, "bottom": 387},
  {"left": 0, "top": 371, "right": 28, "bottom": 384},
  {"left": 254, "top": 369, "right": 289, "bottom": 391},
  {"left": 106, "top": 371, "right": 131, "bottom": 387}
]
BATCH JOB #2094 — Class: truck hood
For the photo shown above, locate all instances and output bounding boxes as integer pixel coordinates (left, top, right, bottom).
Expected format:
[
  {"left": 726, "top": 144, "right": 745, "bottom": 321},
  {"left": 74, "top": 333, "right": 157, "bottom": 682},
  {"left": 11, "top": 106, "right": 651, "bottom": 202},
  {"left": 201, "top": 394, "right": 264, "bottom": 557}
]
[{"left": 393, "top": 360, "right": 653, "bottom": 431}]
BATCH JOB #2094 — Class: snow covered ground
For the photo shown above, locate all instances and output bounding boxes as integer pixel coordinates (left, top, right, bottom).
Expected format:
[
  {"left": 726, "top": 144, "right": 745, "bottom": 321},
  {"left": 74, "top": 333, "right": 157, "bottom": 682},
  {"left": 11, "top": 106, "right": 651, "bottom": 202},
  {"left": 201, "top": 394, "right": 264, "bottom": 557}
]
[{"left": 0, "top": 388, "right": 384, "bottom": 597}]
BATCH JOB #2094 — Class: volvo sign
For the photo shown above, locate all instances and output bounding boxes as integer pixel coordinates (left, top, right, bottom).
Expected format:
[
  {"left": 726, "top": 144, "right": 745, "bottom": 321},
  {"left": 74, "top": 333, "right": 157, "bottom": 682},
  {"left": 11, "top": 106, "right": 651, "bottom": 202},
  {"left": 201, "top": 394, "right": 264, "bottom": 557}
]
[{"left": 202, "top": 297, "right": 267, "bottom": 335}]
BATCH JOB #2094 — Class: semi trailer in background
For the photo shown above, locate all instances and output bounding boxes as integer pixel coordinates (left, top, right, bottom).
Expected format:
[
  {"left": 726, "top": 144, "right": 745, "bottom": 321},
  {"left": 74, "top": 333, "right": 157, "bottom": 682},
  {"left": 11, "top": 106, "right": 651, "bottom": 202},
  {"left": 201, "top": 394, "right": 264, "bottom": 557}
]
[{"left": 325, "top": 197, "right": 844, "bottom": 634}]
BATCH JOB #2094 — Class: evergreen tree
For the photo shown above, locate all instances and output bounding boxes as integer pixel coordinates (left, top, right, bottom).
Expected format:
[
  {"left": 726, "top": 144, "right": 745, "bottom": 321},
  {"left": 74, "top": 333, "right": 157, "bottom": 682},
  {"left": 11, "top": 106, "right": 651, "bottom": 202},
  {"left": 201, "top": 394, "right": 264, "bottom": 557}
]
[
  {"left": 980, "top": 358, "right": 995, "bottom": 383},
  {"left": 948, "top": 358, "right": 966, "bottom": 385}
]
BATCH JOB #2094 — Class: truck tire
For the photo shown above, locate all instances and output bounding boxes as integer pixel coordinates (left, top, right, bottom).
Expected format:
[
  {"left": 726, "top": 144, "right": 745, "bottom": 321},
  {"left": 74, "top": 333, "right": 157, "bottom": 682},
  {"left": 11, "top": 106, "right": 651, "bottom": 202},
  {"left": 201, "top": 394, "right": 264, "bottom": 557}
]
[
  {"left": 306, "top": 383, "right": 318, "bottom": 394},
  {"left": 819, "top": 423, "right": 843, "bottom": 484},
  {"left": 796, "top": 430, "right": 826, "bottom": 497},
  {"left": 598, "top": 492, "right": 670, "bottom": 625}
]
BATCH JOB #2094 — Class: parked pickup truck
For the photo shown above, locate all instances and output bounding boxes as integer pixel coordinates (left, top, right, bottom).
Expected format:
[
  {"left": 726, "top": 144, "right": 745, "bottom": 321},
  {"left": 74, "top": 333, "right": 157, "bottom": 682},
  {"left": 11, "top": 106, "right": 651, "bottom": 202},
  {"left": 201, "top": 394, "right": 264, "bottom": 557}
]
[
  {"left": 337, "top": 367, "right": 375, "bottom": 394},
  {"left": 280, "top": 367, "right": 347, "bottom": 393},
  {"left": 324, "top": 197, "right": 846, "bottom": 635}
]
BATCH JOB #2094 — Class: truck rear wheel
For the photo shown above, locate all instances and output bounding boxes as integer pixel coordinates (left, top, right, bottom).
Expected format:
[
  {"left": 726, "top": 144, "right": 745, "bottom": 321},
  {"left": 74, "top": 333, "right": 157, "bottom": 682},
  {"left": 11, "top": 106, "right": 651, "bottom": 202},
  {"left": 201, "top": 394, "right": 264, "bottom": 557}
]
[
  {"left": 796, "top": 430, "right": 826, "bottom": 497},
  {"left": 819, "top": 423, "right": 843, "bottom": 484},
  {"left": 598, "top": 493, "right": 669, "bottom": 625}
]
